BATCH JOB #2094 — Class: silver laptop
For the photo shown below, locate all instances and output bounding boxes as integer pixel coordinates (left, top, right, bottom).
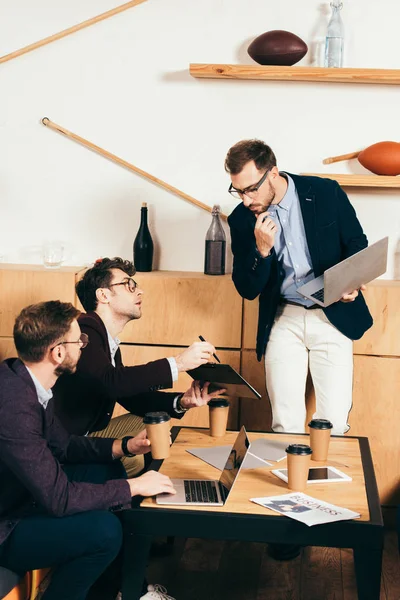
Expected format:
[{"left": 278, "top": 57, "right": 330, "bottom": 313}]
[
  {"left": 297, "top": 237, "right": 388, "bottom": 307},
  {"left": 156, "top": 426, "right": 250, "bottom": 506}
]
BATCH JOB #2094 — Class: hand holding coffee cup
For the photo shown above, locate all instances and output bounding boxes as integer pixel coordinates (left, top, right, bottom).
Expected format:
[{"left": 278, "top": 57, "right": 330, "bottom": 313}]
[
  {"left": 308, "top": 419, "right": 333, "bottom": 461},
  {"left": 286, "top": 444, "right": 312, "bottom": 491},
  {"left": 208, "top": 398, "right": 230, "bottom": 437},
  {"left": 143, "top": 411, "right": 171, "bottom": 460}
]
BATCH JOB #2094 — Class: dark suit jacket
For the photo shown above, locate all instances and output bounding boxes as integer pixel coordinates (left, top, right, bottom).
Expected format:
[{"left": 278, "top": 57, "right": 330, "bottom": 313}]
[
  {"left": 228, "top": 174, "right": 373, "bottom": 360},
  {"left": 0, "top": 359, "right": 131, "bottom": 546},
  {"left": 53, "top": 311, "right": 183, "bottom": 435}
]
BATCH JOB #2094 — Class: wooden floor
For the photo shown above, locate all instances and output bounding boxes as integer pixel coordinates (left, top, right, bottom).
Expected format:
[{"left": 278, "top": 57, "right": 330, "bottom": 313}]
[{"left": 147, "top": 530, "right": 400, "bottom": 600}]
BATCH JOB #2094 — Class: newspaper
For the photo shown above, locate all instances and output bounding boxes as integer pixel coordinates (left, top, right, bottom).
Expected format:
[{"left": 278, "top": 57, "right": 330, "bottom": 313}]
[{"left": 251, "top": 492, "right": 361, "bottom": 527}]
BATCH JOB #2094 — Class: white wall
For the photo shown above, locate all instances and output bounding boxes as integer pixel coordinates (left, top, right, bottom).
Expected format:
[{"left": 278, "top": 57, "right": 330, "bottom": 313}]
[{"left": 1, "top": 0, "right": 399, "bottom": 277}]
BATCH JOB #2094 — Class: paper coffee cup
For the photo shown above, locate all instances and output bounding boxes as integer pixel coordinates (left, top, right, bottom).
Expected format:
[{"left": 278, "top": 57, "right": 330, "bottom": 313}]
[
  {"left": 286, "top": 444, "right": 312, "bottom": 491},
  {"left": 208, "top": 399, "right": 230, "bottom": 437},
  {"left": 143, "top": 411, "right": 171, "bottom": 459},
  {"left": 308, "top": 419, "right": 333, "bottom": 461}
]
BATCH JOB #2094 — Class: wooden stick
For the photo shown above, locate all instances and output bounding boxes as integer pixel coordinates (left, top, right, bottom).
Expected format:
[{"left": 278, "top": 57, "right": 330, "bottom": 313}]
[
  {"left": 322, "top": 151, "right": 362, "bottom": 165},
  {"left": 0, "top": 0, "right": 147, "bottom": 65},
  {"left": 41, "top": 118, "right": 228, "bottom": 221}
]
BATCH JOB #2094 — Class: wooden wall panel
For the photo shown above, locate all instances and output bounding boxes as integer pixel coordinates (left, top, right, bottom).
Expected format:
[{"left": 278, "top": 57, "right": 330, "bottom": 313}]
[
  {"left": 349, "top": 355, "right": 400, "bottom": 505},
  {"left": 119, "top": 271, "right": 243, "bottom": 348},
  {"left": 120, "top": 345, "right": 240, "bottom": 429},
  {"left": 0, "top": 264, "right": 83, "bottom": 336},
  {"left": 242, "top": 299, "right": 258, "bottom": 350},
  {"left": 0, "top": 338, "right": 17, "bottom": 361},
  {"left": 239, "top": 350, "right": 316, "bottom": 432},
  {"left": 353, "top": 281, "right": 400, "bottom": 356}
]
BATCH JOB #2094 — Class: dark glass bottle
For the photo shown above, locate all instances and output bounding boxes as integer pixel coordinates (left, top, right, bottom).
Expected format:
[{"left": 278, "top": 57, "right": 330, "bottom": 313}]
[
  {"left": 204, "top": 205, "right": 226, "bottom": 276},
  {"left": 133, "top": 202, "right": 154, "bottom": 272}
]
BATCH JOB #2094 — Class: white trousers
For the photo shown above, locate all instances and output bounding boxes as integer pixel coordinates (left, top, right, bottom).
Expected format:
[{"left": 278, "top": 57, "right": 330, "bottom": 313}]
[{"left": 264, "top": 303, "right": 353, "bottom": 435}]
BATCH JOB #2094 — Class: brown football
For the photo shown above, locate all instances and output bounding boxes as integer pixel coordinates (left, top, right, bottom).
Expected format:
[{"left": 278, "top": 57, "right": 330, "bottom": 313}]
[
  {"left": 247, "top": 30, "right": 308, "bottom": 66},
  {"left": 358, "top": 141, "right": 400, "bottom": 176}
]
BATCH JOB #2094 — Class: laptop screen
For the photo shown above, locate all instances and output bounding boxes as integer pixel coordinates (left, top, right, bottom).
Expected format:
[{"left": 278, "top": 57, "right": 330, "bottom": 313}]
[{"left": 219, "top": 426, "right": 250, "bottom": 495}]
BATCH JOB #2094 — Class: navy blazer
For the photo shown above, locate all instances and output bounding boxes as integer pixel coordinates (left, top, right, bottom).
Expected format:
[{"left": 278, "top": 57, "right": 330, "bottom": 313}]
[
  {"left": 228, "top": 174, "right": 373, "bottom": 360},
  {"left": 0, "top": 359, "right": 131, "bottom": 546},
  {"left": 53, "top": 312, "right": 183, "bottom": 435}
]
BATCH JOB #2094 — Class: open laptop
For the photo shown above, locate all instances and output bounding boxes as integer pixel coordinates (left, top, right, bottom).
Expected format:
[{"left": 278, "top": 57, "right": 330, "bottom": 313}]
[
  {"left": 156, "top": 426, "right": 250, "bottom": 506},
  {"left": 297, "top": 237, "right": 388, "bottom": 307},
  {"left": 187, "top": 364, "right": 261, "bottom": 400}
]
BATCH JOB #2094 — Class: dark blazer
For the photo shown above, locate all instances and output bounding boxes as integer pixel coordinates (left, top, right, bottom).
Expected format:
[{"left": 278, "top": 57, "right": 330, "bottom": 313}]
[
  {"left": 0, "top": 359, "right": 131, "bottom": 546},
  {"left": 228, "top": 173, "right": 373, "bottom": 360},
  {"left": 53, "top": 312, "right": 183, "bottom": 435}
]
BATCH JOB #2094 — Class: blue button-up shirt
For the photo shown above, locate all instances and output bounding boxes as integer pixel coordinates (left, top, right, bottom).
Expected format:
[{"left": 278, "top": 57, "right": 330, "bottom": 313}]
[
  {"left": 26, "top": 367, "right": 53, "bottom": 409},
  {"left": 267, "top": 173, "right": 315, "bottom": 307}
]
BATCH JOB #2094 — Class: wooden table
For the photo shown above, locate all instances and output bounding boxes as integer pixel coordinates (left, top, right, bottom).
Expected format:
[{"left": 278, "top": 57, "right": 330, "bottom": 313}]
[{"left": 121, "top": 428, "right": 384, "bottom": 600}]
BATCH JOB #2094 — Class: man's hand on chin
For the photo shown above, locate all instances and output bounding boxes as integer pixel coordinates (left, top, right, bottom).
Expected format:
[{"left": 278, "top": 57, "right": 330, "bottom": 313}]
[{"left": 180, "top": 381, "right": 227, "bottom": 409}]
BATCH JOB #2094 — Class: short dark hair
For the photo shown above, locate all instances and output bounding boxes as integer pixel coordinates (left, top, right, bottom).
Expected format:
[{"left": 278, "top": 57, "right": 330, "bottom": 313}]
[
  {"left": 225, "top": 139, "right": 277, "bottom": 175},
  {"left": 76, "top": 257, "right": 136, "bottom": 312},
  {"left": 14, "top": 301, "right": 80, "bottom": 363}
]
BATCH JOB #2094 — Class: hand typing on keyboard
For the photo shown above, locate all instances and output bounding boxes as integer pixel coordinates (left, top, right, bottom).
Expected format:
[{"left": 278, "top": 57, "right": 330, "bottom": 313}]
[{"left": 340, "top": 284, "right": 366, "bottom": 303}]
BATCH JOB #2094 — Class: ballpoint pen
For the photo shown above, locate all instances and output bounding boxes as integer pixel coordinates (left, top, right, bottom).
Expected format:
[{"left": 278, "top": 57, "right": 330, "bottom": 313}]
[{"left": 198, "top": 335, "right": 221, "bottom": 363}]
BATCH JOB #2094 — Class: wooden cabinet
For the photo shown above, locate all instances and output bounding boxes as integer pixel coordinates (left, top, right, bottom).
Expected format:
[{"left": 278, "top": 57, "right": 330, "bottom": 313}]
[
  {"left": 0, "top": 338, "right": 16, "bottom": 361},
  {"left": 119, "top": 271, "right": 243, "bottom": 348},
  {"left": 353, "top": 281, "right": 400, "bottom": 356},
  {"left": 0, "top": 264, "right": 84, "bottom": 337},
  {"left": 350, "top": 355, "right": 400, "bottom": 505}
]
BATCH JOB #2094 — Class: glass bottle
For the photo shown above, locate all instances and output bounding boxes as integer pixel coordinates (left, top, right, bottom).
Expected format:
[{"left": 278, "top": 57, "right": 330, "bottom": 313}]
[
  {"left": 133, "top": 202, "right": 154, "bottom": 272},
  {"left": 204, "top": 205, "right": 226, "bottom": 276},
  {"left": 324, "top": 1, "right": 344, "bottom": 68}
]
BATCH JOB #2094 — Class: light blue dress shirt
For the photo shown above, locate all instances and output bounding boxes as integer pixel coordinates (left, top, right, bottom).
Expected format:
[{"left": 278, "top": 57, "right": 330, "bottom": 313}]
[
  {"left": 26, "top": 367, "right": 53, "bottom": 409},
  {"left": 267, "top": 173, "right": 315, "bottom": 307}
]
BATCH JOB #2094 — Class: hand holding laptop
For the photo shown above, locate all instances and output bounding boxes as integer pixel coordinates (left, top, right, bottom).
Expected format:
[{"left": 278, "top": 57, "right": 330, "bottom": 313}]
[{"left": 341, "top": 284, "right": 366, "bottom": 303}]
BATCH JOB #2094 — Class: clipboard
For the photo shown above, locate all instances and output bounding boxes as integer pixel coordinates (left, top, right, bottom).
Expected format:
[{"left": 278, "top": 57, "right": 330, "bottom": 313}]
[{"left": 187, "top": 363, "right": 262, "bottom": 400}]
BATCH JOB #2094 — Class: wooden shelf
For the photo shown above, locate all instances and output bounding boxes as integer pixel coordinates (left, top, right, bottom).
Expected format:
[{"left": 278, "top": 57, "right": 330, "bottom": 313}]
[
  {"left": 190, "top": 64, "right": 400, "bottom": 85},
  {"left": 300, "top": 174, "right": 400, "bottom": 188}
]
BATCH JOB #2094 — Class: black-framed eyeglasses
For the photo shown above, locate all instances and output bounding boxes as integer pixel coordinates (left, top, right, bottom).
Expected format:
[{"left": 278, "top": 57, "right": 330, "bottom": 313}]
[
  {"left": 51, "top": 333, "right": 89, "bottom": 351},
  {"left": 228, "top": 169, "right": 270, "bottom": 200},
  {"left": 108, "top": 277, "right": 138, "bottom": 293}
]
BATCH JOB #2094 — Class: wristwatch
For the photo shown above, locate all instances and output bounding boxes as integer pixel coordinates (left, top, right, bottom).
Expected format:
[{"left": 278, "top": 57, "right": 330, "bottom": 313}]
[
  {"left": 121, "top": 436, "right": 135, "bottom": 457},
  {"left": 176, "top": 394, "right": 188, "bottom": 413}
]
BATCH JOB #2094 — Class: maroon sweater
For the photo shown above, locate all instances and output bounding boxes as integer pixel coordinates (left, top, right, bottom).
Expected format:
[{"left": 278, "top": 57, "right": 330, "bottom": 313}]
[{"left": 0, "top": 359, "right": 131, "bottom": 546}]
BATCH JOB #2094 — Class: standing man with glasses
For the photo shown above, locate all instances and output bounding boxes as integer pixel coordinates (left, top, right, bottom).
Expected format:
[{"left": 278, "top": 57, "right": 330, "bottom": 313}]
[
  {"left": 225, "top": 139, "right": 373, "bottom": 436},
  {"left": 54, "top": 257, "right": 225, "bottom": 477}
]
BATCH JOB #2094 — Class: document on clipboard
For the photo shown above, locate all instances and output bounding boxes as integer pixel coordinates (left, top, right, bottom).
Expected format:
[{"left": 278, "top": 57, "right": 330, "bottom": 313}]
[{"left": 187, "top": 363, "right": 262, "bottom": 400}]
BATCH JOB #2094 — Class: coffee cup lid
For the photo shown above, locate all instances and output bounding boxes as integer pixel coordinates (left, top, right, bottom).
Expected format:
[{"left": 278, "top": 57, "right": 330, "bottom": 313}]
[
  {"left": 286, "top": 444, "right": 312, "bottom": 456},
  {"left": 143, "top": 411, "right": 171, "bottom": 424},
  {"left": 308, "top": 419, "right": 333, "bottom": 430},
  {"left": 208, "top": 399, "right": 230, "bottom": 408}
]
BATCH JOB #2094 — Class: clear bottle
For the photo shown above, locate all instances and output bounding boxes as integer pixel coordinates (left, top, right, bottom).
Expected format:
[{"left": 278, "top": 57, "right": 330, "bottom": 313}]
[
  {"left": 324, "top": 1, "right": 344, "bottom": 68},
  {"left": 133, "top": 202, "right": 154, "bottom": 272},
  {"left": 204, "top": 205, "right": 226, "bottom": 276}
]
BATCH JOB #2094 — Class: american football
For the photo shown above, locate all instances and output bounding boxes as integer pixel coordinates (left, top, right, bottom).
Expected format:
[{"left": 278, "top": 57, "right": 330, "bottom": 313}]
[{"left": 247, "top": 30, "right": 308, "bottom": 66}]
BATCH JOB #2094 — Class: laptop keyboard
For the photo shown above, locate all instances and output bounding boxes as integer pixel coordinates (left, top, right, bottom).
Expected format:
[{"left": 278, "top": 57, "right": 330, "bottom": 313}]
[
  {"left": 184, "top": 480, "right": 219, "bottom": 503},
  {"left": 310, "top": 288, "right": 324, "bottom": 302}
]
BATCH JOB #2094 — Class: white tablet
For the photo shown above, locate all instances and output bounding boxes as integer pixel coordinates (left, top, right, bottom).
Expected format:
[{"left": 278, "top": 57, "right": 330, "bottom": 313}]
[{"left": 272, "top": 466, "right": 352, "bottom": 484}]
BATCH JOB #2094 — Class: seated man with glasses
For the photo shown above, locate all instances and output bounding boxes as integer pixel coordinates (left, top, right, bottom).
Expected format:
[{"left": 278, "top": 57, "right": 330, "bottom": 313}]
[
  {"left": 53, "top": 257, "right": 224, "bottom": 477},
  {"left": 0, "top": 300, "right": 177, "bottom": 600}
]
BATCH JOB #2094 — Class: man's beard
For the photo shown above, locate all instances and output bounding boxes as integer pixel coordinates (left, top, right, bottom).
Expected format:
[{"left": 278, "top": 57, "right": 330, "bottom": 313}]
[{"left": 55, "top": 357, "right": 78, "bottom": 377}]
